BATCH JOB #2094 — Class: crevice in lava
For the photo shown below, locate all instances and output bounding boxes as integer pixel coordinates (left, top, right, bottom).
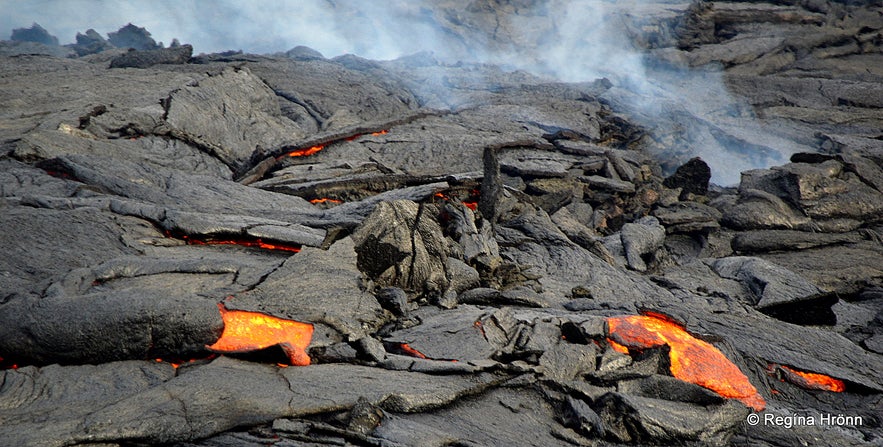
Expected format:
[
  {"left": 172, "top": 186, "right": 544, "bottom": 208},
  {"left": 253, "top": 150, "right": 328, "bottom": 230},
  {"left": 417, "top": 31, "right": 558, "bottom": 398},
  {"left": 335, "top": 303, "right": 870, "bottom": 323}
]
[
  {"left": 237, "top": 109, "right": 451, "bottom": 185},
  {"left": 164, "top": 230, "right": 302, "bottom": 254},
  {"left": 274, "top": 90, "right": 328, "bottom": 128}
]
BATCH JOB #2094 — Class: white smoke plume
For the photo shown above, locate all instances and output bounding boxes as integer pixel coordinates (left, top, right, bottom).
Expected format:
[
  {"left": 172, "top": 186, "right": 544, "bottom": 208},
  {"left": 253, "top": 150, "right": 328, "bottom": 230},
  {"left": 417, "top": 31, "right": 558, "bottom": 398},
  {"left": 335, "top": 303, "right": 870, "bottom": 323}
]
[{"left": 2, "top": 0, "right": 804, "bottom": 184}]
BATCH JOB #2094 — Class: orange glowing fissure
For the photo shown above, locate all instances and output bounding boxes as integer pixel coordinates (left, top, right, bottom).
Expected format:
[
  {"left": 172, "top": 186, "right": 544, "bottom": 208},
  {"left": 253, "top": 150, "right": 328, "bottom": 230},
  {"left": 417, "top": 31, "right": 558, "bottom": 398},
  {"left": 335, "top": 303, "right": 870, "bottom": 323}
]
[
  {"left": 775, "top": 364, "right": 845, "bottom": 392},
  {"left": 285, "top": 130, "right": 388, "bottom": 158},
  {"left": 434, "top": 190, "right": 480, "bottom": 211},
  {"left": 309, "top": 198, "right": 343, "bottom": 204},
  {"left": 207, "top": 303, "right": 314, "bottom": 366},
  {"left": 167, "top": 231, "right": 301, "bottom": 253},
  {"left": 398, "top": 343, "right": 428, "bottom": 359},
  {"left": 606, "top": 313, "right": 766, "bottom": 411}
]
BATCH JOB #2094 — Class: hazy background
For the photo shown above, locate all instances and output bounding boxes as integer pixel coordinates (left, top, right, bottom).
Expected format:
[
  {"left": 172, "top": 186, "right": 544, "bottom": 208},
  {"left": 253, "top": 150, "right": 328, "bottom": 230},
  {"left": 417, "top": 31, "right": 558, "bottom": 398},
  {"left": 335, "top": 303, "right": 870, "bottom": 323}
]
[{"left": 2, "top": 0, "right": 802, "bottom": 184}]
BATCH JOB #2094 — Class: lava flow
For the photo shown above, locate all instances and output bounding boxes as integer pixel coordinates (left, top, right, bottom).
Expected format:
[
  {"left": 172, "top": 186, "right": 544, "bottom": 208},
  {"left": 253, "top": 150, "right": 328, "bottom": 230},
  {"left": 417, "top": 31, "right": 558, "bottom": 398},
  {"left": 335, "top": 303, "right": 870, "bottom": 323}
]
[
  {"left": 309, "top": 198, "right": 343, "bottom": 204},
  {"left": 434, "top": 189, "right": 480, "bottom": 211},
  {"left": 206, "top": 303, "right": 314, "bottom": 366},
  {"left": 287, "top": 144, "right": 325, "bottom": 157},
  {"left": 398, "top": 343, "right": 428, "bottom": 359},
  {"left": 607, "top": 313, "right": 766, "bottom": 411},
  {"left": 770, "top": 364, "right": 846, "bottom": 392},
  {"left": 283, "top": 129, "right": 389, "bottom": 159},
  {"left": 168, "top": 232, "right": 301, "bottom": 253}
]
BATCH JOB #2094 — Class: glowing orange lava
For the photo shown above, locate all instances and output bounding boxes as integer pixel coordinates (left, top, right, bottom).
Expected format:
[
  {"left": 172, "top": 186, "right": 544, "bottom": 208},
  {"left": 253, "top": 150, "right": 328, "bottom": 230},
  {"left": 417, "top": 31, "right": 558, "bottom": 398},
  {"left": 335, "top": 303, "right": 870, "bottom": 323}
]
[
  {"left": 607, "top": 314, "right": 766, "bottom": 411},
  {"left": 0, "top": 356, "right": 18, "bottom": 370},
  {"left": 398, "top": 343, "right": 428, "bottom": 359},
  {"left": 309, "top": 198, "right": 343, "bottom": 204},
  {"left": 207, "top": 303, "right": 314, "bottom": 366},
  {"left": 287, "top": 144, "right": 325, "bottom": 157},
  {"left": 168, "top": 232, "right": 301, "bottom": 253},
  {"left": 154, "top": 357, "right": 213, "bottom": 369},
  {"left": 284, "top": 130, "right": 388, "bottom": 159},
  {"left": 775, "top": 364, "right": 845, "bottom": 392},
  {"left": 606, "top": 338, "right": 631, "bottom": 354},
  {"left": 433, "top": 190, "right": 480, "bottom": 211}
]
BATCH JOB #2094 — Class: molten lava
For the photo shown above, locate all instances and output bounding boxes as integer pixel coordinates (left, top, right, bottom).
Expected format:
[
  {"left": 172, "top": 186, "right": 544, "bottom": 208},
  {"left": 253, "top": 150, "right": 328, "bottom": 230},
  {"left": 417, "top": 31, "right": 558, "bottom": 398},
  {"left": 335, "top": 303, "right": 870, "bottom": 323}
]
[
  {"left": 398, "top": 343, "right": 428, "bottom": 359},
  {"left": 154, "top": 356, "right": 214, "bottom": 369},
  {"left": 772, "top": 364, "right": 846, "bottom": 392},
  {"left": 168, "top": 231, "right": 301, "bottom": 253},
  {"left": 606, "top": 338, "right": 631, "bottom": 354},
  {"left": 607, "top": 314, "right": 766, "bottom": 411},
  {"left": 283, "top": 130, "right": 389, "bottom": 159},
  {"left": 433, "top": 189, "right": 480, "bottom": 211},
  {"left": 287, "top": 144, "right": 325, "bottom": 158},
  {"left": 0, "top": 355, "right": 18, "bottom": 370},
  {"left": 309, "top": 198, "right": 343, "bottom": 204},
  {"left": 207, "top": 303, "right": 314, "bottom": 366}
]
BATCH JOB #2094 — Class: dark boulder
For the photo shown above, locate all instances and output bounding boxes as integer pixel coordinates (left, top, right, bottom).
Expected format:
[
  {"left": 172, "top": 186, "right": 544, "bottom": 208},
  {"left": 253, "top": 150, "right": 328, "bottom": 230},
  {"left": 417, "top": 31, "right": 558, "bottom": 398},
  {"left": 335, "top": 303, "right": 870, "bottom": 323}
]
[
  {"left": 663, "top": 156, "right": 711, "bottom": 196},
  {"left": 285, "top": 45, "right": 325, "bottom": 60},
  {"left": 10, "top": 23, "right": 58, "bottom": 46},
  {"left": 352, "top": 200, "right": 450, "bottom": 295},
  {"left": 71, "top": 29, "right": 113, "bottom": 56},
  {"left": 109, "top": 44, "right": 193, "bottom": 68},
  {"left": 107, "top": 23, "right": 160, "bottom": 50}
]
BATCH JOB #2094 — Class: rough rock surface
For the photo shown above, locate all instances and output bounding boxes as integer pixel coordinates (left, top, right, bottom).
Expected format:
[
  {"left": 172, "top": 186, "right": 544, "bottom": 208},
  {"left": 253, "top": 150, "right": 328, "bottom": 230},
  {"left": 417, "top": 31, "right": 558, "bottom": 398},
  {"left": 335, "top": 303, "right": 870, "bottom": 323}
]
[{"left": 1, "top": 3, "right": 882, "bottom": 446}]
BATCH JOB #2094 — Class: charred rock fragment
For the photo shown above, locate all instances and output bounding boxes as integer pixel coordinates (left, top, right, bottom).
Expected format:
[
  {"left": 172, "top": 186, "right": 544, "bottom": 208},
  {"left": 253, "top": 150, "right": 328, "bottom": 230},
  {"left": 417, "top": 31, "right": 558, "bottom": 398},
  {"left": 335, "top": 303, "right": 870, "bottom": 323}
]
[
  {"left": 109, "top": 44, "right": 192, "bottom": 68},
  {"left": 663, "top": 156, "right": 712, "bottom": 197},
  {"left": 11, "top": 23, "right": 58, "bottom": 46},
  {"left": 107, "top": 23, "right": 160, "bottom": 50},
  {"left": 352, "top": 200, "right": 450, "bottom": 296}
]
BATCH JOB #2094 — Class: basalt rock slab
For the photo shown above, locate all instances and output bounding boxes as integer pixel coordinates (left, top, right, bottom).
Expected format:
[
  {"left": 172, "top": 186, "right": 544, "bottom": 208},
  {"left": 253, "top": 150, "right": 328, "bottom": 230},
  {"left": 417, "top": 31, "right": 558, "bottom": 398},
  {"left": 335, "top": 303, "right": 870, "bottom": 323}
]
[
  {"left": 384, "top": 305, "right": 515, "bottom": 363},
  {"left": 731, "top": 157, "right": 883, "bottom": 232},
  {"left": 707, "top": 256, "right": 826, "bottom": 310},
  {"left": 227, "top": 237, "right": 387, "bottom": 340},
  {"left": 374, "top": 386, "right": 573, "bottom": 447},
  {"left": 0, "top": 247, "right": 286, "bottom": 365},
  {"left": 248, "top": 57, "right": 419, "bottom": 132},
  {"left": 0, "top": 206, "right": 145, "bottom": 298},
  {"left": 0, "top": 357, "right": 502, "bottom": 447},
  {"left": 163, "top": 66, "right": 308, "bottom": 173},
  {"left": 0, "top": 360, "right": 176, "bottom": 447},
  {"left": 498, "top": 204, "right": 677, "bottom": 309},
  {"left": 653, "top": 201, "right": 722, "bottom": 233},
  {"left": 663, "top": 156, "right": 712, "bottom": 196},
  {"left": 620, "top": 216, "right": 666, "bottom": 272},
  {"left": 15, "top": 130, "right": 232, "bottom": 179},
  {"left": 716, "top": 188, "right": 813, "bottom": 231},
  {"left": 38, "top": 154, "right": 323, "bottom": 226},
  {"left": 109, "top": 44, "right": 192, "bottom": 68},
  {"left": 595, "top": 392, "right": 749, "bottom": 445},
  {"left": 351, "top": 200, "right": 450, "bottom": 296},
  {"left": 731, "top": 229, "right": 866, "bottom": 254},
  {"left": 757, "top": 242, "right": 883, "bottom": 296}
]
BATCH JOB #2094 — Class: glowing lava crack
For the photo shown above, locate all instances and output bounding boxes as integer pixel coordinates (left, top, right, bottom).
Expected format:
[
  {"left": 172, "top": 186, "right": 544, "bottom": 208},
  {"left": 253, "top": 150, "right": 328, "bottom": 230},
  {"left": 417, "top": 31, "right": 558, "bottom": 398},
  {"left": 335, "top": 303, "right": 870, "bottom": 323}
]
[
  {"left": 207, "top": 303, "right": 314, "bottom": 366},
  {"left": 607, "top": 313, "right": 766, "bottom": 411}
]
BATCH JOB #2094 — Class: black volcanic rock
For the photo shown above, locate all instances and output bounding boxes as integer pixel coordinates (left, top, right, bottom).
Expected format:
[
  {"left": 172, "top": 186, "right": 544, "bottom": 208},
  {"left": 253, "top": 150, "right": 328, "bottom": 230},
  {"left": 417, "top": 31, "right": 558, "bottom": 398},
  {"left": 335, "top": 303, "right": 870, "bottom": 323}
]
[
  {"left": 1, "top": 1, "right": 882, "bottom": 446},
  {"left": 71, "top": 28, "right": 113, "bottom": 56},
  {"left": 285, "top": 45, "right": 325, "bottom": 60},
  {"left": 107, "top": 23, "right": 160, "bottom": 50},
  {"left": 663, "top": 156, "right": 711, "bottom": 196},
  {"left": 10, "top": 23, "right": 58, "bottom": 46},
  {"left": 109, "top": 44, "right": 192, "bottom": 68}
]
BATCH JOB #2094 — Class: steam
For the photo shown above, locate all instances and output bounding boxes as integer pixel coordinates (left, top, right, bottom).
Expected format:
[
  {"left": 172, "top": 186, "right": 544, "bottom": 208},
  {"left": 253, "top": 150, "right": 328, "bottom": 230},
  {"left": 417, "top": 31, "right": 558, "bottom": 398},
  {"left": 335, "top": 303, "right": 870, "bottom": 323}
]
[{"left": 2, "top": 0, "right": 805, "bottom": 185}]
